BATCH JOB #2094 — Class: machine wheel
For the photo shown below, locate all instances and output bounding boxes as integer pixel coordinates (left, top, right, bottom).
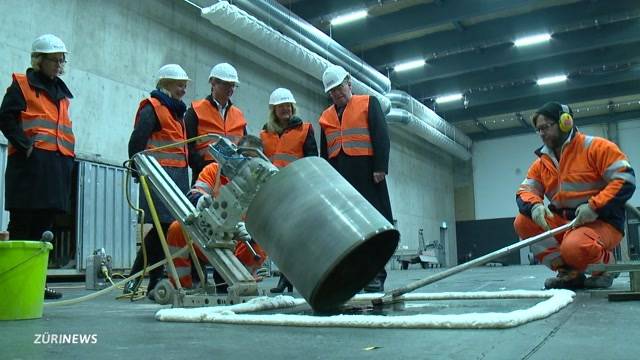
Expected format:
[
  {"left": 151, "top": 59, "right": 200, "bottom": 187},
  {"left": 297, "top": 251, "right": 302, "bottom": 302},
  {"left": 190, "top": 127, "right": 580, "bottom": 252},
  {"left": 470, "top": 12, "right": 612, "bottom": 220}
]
[
  {"left": 401, "top": 261, "right": 409, "bottom": 270},
  {"left": 421, "top": 262, "right": 429, "bottom": 269},
  {"left": 153, "top": 279, "right": 175, "bottom": 305}
]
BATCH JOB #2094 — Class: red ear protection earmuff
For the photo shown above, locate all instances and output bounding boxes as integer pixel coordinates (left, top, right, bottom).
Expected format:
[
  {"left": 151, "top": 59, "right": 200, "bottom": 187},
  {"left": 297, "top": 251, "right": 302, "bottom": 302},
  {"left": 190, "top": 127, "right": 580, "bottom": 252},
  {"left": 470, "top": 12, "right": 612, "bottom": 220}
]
[{"left": 558, "top": 104, "right": 573, "bottom": 132}]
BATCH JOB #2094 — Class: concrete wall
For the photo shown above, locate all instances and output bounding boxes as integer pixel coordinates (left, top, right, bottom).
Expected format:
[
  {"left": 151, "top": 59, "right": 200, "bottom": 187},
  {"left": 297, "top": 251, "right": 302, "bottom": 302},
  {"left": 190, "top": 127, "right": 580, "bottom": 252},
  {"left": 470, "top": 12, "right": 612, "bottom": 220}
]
[
  {"left": 0, "top": 0, "right": 459, "bottom": 264},
  {"left": 472, "top": 120, "right": 640, "bottom": 220}
]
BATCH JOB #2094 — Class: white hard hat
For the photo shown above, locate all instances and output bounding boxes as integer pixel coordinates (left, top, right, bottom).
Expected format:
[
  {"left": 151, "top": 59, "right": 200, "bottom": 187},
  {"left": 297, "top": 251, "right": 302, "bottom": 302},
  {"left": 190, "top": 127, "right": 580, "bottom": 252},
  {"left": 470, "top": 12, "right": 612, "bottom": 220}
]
[
  {"left": 156, "top": 64, "right": 190, "bottom": 82},
  {"left": 269, "top": 88, "right": 296, "bottom": 105},
  {"left": 322, "top": 65, "right": 349, "bottom": 93},
  {"left": 209, "top": 63, "right": 239, "bottom": 83},
  {"left": 31, "top": 34, "right": 67, "bottom": 54}
]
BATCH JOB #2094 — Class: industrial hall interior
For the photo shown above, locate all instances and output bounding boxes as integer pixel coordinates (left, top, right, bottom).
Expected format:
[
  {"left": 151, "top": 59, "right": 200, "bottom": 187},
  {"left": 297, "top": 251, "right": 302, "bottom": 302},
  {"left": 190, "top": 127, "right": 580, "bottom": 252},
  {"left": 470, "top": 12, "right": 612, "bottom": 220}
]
[{"left": 1, "top": 0, "right": 640, "bottom": 359}]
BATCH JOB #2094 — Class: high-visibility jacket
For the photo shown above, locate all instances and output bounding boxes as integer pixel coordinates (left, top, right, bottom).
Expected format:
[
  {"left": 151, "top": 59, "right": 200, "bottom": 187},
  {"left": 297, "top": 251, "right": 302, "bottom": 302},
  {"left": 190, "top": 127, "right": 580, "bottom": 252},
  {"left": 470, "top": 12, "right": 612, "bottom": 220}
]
[
  {"left": 134, "top": 98, "right": 187, "bottom": 167},
  {"left": 260, "top": 122, "right": 311, "bottom": 168},
  {"left": 188, "top": 162, "right": 228, "bottom": 199},
  {"left": 319, "top": 95, "right": 373, "bottom": 158},
  {"left": 9, "top": 73, "right": 75, "bottom": 157},
  {"left": 517, "top": 130, "right": 636, "bottom": 232},
  {"left": 191, "top": 99, "right": 247, "bottom": 161}
]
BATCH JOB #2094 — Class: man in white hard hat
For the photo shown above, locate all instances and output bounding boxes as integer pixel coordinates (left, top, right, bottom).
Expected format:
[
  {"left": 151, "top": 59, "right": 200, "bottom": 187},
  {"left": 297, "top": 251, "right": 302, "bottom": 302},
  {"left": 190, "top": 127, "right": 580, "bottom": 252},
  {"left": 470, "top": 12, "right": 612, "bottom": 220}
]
[
  {"left": 185, "top": 62, "right": 247, "bottom": 182},
  {"left": 0, "top": 34, "right": 75, "bottom": 299},
  {"left": 318, "top": 65, "right": 394, "bottom": 293},
  {"left": 260, "top": 88, "right": 318, "bottom": 293},
  {"left": 125, "top": 64, "right": 191, "bottom": 300}
]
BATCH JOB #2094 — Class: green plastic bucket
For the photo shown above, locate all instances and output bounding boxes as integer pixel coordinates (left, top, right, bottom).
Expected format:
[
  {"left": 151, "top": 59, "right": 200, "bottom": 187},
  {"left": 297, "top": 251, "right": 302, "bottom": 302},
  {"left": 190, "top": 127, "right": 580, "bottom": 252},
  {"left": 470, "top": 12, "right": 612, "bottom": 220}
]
[{"left": 0, "top": 241, "right": 53, "bottom": 320}]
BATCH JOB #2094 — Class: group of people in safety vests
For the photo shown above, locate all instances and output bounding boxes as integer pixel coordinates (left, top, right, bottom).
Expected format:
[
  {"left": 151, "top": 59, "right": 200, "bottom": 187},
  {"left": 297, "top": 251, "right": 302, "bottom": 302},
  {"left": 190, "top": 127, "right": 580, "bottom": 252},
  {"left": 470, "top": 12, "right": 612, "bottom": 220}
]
[{"left": 1, "top": 34, "right": 635, "bottom": 302}]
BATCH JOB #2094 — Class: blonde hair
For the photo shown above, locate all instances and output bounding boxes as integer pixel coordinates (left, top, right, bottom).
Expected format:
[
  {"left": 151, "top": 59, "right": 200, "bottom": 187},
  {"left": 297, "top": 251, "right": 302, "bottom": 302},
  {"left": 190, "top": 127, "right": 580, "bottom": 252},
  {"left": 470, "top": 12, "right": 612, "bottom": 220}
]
[
  {"left": 156, "top": 78, "right": 177, "bottom": 91},
  {"left": 30, "top": 52, "right": 65, "bottom": 75},
  {"left": 266, "top": 103, "right": 296, "bottom": 134}
]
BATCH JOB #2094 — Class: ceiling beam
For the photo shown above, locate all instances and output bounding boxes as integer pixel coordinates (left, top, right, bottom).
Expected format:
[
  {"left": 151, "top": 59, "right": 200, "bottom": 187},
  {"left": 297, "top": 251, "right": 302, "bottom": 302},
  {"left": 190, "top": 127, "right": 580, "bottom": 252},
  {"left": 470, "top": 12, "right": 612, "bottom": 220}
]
[
  {"left": 469, "top": 110, "right": 640, "bottom": 141},
  {"left": 329, "top": 0, "right": 543, "bottom": 51},
  {"left": 362, "top": 0, "right": 640, "bottom": 67},
  {"left": 391, "top": 19, "right": 640, "bottom": 87},
  {"left": 440, "top": 79, "right": 640, "bottom": 122},
  {"left": 402, "top": 42, "right": 640, "bottom": 99}
]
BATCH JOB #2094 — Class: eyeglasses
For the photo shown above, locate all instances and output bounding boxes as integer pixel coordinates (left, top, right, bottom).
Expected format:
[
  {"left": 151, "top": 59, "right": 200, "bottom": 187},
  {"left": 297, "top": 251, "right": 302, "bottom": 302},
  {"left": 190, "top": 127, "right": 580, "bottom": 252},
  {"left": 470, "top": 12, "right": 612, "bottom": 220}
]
[
  {"left": 329, "top": 81, "right": 349, "bottom": 94},
  {"left": 215, "top": 80, "right": 238, "bottom": 89},
  {"left": 43, "top": 57, "right": 67, "bottom": 65},
  {"left": 535, "top": 122, "right": 557, "bottom": 134}
]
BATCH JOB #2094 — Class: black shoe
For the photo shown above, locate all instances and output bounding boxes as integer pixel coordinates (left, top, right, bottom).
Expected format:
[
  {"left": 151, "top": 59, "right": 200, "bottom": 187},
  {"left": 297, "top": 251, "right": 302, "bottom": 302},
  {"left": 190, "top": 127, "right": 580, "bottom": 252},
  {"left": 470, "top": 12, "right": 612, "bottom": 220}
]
[
  {"left": 44, "top": 287, "right": 62, "bottom": 299},
  {"left": 270, "top": 275, "right": 293, "bottom": 293},
  {"left": 363, "top": 278, "right": 384, "bottom": 293},
  {"left": 123, "top": 277, "right": 142, "bottom": 295}
]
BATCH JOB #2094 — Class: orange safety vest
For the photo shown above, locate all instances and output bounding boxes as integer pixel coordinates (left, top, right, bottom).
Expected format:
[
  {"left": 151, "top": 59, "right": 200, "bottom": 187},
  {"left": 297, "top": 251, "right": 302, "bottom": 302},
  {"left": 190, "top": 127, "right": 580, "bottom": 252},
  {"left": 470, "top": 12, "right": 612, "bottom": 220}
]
[
  {"left": 318, "top": 95, "right": 373, "bottom": 158},
  {"left": 10, "top": 73, "right": 75, "bottom": 157},
  {"left": 191, "top": 99, "right": 247, "bottom": 161},
  {"left": 260, "top": 123, "right": 311, "bottom": 168},
  {"left": 134, "top": 98, "right": 188, "bottom": 167}
]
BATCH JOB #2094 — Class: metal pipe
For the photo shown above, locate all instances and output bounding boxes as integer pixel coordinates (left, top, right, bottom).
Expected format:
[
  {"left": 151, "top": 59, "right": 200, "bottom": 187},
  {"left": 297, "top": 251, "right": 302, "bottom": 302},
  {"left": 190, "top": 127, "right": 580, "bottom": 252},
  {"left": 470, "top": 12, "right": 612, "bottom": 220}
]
[{"left": 373, "top": 220, "right": 576, "bottom": 306}]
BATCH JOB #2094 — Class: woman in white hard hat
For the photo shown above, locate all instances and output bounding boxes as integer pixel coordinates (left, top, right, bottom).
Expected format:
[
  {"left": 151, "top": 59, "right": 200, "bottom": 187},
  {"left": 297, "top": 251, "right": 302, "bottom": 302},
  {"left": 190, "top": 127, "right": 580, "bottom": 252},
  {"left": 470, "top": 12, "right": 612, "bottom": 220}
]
[
  {"left": 0, "top": 34, "right": 74, "bottom": 300},
  {"left": 124, "top": 64, "right": 191, "bottom": 300},
  {"left": 260, "top": 87, "right": 318, "bottom": 293}
]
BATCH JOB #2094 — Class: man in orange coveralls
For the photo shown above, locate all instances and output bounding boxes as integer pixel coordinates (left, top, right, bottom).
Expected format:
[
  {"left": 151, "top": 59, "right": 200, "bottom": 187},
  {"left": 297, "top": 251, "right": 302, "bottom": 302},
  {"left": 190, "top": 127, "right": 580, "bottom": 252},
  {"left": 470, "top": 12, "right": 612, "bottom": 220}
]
[
  {"left": 166, "top": 135, "right": 267, "bottom": 291},
  {"left": 514, "top": 102, "right": 635, "bottom": 290}
]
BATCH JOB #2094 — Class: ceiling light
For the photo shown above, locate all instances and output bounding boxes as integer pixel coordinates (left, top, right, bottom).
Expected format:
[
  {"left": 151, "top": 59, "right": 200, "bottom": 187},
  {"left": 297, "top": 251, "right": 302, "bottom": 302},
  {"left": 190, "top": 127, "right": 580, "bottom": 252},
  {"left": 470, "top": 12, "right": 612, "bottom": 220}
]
[
  {"left": 435, "top": 93, "right": 463, "bottom": 104},
  {"left": 330, "top": 10, "right": 368, "bottom": 26},
  {"left": 394, "top": 59, "right": 426, "bottom": 72},
  {"left": 514, "top": 33, "right": 551, "bottom": 47},
  {"left": 536, "top": 75, "right": 567, "bottom": 86}
]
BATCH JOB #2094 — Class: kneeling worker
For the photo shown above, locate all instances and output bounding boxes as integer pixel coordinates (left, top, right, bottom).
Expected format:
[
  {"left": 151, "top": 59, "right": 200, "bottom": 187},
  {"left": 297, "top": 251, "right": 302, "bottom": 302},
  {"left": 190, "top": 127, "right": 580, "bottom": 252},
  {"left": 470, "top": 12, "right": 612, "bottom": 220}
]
[{"left": 514, "top": 102, "right": 635, "bottom": 289}]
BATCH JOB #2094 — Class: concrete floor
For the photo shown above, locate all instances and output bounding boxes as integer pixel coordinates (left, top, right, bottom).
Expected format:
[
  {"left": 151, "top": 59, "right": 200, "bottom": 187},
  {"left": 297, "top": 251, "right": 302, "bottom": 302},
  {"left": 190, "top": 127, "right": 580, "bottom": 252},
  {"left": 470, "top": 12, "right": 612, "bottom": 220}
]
[{"left": 3, "top": 265, "right": 639, "bottom": 360}]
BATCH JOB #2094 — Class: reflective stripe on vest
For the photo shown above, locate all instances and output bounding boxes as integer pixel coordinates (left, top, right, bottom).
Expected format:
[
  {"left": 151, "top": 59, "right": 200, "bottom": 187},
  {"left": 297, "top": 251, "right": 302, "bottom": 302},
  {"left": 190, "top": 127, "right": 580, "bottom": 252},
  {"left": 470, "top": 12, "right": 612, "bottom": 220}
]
[
  {"left": 260, "top": 123, "right": 310, "bottom": 168},
  {"left": 319, "top": 95, "right": 373, "bottom": 158},
  {"left": 135, "top": 98, "right": 187, "bottom": 167},
  {"left": 192, "top": 99, "right": 246, "bottom": 161},
  {"left": 11, "top": 73, "right": 75, "bottom": 157}
]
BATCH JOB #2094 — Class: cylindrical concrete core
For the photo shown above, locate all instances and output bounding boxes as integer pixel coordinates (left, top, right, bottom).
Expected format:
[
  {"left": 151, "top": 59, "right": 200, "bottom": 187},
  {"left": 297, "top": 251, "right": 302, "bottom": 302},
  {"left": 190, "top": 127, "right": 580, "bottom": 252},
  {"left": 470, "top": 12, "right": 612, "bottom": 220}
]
[{"left": 246, "top": 157, "right": 399, "bottom": 312}]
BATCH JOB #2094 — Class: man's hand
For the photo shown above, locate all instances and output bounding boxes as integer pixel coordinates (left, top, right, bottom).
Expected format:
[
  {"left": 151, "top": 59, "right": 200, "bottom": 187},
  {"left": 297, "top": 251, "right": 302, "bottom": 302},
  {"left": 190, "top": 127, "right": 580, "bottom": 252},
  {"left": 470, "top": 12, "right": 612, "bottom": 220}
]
[
  {"left": 196, "top": 194, "right": 213, "bottom": 211},
  {"left": 373, "top": 171, "right": 386, "bottom": 184},
  {"left": 574, "top": 203, "right": 598, "bottom": 227},
  {"left": 531, "top": 203, "right": 553, "bottom": 230}
]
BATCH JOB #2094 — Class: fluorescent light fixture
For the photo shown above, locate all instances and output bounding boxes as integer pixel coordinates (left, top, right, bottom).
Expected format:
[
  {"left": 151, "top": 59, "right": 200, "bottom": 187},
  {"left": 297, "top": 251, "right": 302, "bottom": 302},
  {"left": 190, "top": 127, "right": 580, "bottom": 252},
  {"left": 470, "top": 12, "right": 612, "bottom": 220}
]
[
  {"left": 330, "top": 10, "right": 368, "bottom": 26},
  {"left": 514, "top": 33, "right": 551, "bottom": 47},
  {"left": 394, "top": 59, "right": 426, "bottom": 72},
  {"left": 536, "top": 74, "right": 567, "bottom": 86},
  {"left": 435, "top": 93, "right": 463, "bottom": 104}
]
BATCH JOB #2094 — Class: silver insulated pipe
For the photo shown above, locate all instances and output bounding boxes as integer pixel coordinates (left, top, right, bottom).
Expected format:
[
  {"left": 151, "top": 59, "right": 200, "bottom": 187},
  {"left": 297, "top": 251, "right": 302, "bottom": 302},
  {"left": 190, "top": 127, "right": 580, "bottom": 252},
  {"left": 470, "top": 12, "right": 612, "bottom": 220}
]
[
  {"left": 225, "top": 0, "right": 392, "bottom": 95},
  {"left": 387, "top": 90, "right": 472, "bottom": 160}
]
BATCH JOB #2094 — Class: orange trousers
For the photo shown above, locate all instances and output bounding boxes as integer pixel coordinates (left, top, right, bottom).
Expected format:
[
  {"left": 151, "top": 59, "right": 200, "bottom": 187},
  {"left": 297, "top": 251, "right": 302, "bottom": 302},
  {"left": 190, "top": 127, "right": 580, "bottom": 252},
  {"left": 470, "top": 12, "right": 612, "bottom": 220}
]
[
  {"left": 166, "top": 221, "right": 266, "bottom": 288},
  {"left": 513, "top": 214, "right": 621, "bottom": 272}
]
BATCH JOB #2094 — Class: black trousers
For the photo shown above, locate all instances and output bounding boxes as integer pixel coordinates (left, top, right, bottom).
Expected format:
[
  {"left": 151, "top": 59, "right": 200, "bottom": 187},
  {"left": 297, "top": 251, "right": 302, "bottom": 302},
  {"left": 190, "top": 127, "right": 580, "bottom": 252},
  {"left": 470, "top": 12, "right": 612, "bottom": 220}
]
[
  {"left": 7, "top": 209, "right": 57, "bottom": 240},
  {"left": 129, "top": 223, "right": 170, "bottom": 290}
]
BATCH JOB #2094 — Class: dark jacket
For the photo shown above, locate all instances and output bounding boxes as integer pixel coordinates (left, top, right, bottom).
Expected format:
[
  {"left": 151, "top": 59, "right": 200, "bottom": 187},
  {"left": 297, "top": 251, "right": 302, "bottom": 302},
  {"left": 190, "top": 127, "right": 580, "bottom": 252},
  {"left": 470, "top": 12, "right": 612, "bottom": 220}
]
[{"left": 0, "top": 69, "right": 74, "bottom": 212}]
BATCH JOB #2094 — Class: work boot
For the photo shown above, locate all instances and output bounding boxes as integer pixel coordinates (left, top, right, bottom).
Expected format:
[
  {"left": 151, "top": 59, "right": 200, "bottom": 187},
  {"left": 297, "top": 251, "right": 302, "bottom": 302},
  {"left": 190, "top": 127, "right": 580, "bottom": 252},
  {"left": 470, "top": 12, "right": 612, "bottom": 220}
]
[
  {"left": 270, "top": 275, "right": 293, "bottom": 293},
  {"left": 544, "top": 269, "right": 585, "bottom": 290},
  {"left": 364, "top": 269, "right": 387, "bottom": 293},
  {"left": 123, "top": 276, "right": 142, "bottom": 295},
  {"left": 584, "top": 272, "right": 617, "bottom": 289},
  {"left": 44, "top": 287, "right": 62, "bottom": 300}
]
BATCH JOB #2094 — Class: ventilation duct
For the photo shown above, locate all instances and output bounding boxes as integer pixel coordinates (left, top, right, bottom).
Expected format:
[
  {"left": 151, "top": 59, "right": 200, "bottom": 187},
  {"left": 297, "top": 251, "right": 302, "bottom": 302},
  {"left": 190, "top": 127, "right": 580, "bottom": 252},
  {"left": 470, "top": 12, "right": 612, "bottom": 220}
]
[
  {"left": 386, "top": 92, "right": 472, "bottom": 161},
  {"left": 219, "top": 0, "right": 391, "bottom": 95},
  {"left": 201, "top": 1, "right": 391, "bottom": 114},
  {"left": 388, "top": 90, "right": 473, "bottom": 151}
]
